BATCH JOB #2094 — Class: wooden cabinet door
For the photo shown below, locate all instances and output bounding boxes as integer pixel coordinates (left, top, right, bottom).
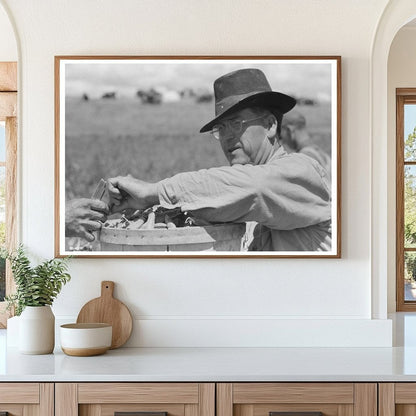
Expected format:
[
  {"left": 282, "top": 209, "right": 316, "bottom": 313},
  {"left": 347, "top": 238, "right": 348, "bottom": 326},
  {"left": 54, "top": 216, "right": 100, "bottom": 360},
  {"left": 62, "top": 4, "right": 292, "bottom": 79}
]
[
  {"left": 0, "top": 383, "right": 53, "bottom": 416},
  {"left": 217, "top": 383, "right": 377, "bottom": 416},
  {"left": 379, "top": 383, "right": 416, "bottom": 416},
  {"left": 55, "top": 383, "right": 215, "bottom": 416}
]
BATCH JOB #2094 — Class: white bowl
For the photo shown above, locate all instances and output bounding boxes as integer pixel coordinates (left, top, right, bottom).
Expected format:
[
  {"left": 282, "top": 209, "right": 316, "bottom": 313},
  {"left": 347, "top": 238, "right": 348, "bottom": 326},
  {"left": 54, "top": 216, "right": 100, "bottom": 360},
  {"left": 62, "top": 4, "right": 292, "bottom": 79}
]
[{"left": 60, "top": 323, "right": 112, "bottom": 356}]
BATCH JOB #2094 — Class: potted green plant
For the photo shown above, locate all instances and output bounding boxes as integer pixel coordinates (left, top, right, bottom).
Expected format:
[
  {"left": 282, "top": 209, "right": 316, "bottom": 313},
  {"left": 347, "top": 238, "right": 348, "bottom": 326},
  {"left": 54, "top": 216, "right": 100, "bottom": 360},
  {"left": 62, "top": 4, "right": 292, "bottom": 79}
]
[{"left": 4, "top": 245, "right": 71, "bottom": 354}]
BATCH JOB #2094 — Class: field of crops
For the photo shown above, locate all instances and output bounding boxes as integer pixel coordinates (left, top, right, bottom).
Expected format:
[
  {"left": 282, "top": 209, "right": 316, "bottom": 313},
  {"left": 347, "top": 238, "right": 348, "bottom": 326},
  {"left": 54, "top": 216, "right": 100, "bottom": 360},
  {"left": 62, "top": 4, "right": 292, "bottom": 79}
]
[{"left": 65, "top": 97, "right": 331, "bottom": 199}]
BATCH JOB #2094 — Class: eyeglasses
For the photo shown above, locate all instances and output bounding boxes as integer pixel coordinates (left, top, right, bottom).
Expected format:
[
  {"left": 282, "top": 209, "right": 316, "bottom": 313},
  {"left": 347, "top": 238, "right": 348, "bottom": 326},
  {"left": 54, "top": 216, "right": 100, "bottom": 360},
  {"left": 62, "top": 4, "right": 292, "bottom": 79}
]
[{"left": 210, "top": 115, "right": 266, "bottom": 140}]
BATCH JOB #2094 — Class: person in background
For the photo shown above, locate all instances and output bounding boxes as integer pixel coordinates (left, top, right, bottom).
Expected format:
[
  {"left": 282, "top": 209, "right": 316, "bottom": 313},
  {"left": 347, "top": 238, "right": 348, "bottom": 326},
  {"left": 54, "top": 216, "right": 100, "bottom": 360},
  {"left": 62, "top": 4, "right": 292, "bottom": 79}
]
[
  {"left": 280, "top": 109, "right": 331, "bottom": 181},
  {"left": 107, "top": 68, "right": 332, "bottom": 252}
]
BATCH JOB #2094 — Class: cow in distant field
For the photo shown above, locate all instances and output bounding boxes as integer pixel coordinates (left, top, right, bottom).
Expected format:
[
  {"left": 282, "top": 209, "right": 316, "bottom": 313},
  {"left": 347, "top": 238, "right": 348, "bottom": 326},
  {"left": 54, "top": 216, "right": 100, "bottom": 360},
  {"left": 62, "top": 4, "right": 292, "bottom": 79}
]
[
  {"left": 296, "top": 97, "right": 316, "bottom": 106},
  {"left": 136, "top": 89, "right": 162, "bottom": 104},
  {"left": 180, "top": 88, "right": 195, "bottom": 99},
  {"left": 102, "top": 92, "right": 116, "bottom": 99},
  {"left": 82, "top": 93, "right": 89, "bottom": 101},
  {"left": 195, "top": 93, "right": 213, "bottom": 103}
]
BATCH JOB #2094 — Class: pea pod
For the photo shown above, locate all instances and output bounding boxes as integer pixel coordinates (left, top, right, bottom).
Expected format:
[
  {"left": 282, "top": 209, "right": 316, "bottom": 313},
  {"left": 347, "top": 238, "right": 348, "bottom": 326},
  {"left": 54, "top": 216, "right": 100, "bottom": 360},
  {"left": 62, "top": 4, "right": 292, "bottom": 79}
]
[
  {"left": 165, "top": 215, "right": 176, "bottom": 229},
  {"left": 142, "top": 211, "right": 155, "bottom": 229},
  {"left": 131, "top": 217, "right": 145, "bottom": 229}
]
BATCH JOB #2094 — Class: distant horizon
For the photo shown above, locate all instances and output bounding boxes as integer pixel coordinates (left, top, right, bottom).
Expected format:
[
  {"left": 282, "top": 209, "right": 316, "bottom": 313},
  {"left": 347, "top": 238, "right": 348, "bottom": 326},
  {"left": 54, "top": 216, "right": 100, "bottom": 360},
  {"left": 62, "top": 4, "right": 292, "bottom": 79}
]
[{"left": 64, "top": 60, "right": 333, "bottom": 103}]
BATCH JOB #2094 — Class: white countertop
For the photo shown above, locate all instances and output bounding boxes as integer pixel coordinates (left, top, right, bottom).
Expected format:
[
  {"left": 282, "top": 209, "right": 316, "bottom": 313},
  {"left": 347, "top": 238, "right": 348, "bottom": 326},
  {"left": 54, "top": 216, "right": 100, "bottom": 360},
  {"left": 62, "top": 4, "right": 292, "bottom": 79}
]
[
  {"left": 2, "top": 345, "right": 416, "bottom": 382},
  {"left": 3, "top": 313, "right": 416, "bottom": 382}
]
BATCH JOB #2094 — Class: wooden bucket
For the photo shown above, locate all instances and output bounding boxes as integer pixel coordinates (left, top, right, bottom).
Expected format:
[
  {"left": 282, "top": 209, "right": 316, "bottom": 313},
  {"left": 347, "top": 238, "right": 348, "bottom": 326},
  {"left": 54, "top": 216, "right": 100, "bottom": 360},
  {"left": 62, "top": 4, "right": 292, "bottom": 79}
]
[{"left": 99, "top": 223, "right": 246, "bottom": 252}]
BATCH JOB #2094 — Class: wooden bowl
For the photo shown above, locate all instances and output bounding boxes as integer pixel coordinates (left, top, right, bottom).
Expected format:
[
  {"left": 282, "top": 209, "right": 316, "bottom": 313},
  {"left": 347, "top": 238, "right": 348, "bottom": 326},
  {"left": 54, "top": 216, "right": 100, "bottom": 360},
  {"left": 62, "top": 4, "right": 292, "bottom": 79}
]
[{"left": 60, "top": 323, "right": 112, "bottom": 356}]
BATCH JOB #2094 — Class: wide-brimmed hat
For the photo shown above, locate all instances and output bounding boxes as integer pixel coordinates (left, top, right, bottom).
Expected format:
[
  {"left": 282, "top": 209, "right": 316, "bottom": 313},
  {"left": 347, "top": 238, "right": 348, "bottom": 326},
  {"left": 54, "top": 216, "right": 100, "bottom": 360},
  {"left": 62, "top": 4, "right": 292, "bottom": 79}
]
[{"left": 200, "top": 68, "right": 296, "bottom": 133}]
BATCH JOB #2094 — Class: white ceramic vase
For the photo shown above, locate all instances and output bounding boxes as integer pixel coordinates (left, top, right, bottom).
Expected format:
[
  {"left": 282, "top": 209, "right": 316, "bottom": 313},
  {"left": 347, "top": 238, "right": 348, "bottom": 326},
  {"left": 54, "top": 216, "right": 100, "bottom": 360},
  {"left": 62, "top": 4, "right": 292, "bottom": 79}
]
[{"left": 19, "top": 305, "right": 55, "bottom": 354}]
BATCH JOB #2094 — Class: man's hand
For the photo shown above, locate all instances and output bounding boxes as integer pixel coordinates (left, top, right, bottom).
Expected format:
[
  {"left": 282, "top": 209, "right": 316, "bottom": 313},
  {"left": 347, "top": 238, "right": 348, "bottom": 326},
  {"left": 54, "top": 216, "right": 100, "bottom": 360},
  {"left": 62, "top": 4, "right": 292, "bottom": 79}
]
[
  {"left": 107, "top": 176, "right": 159, "bottom": 212},
  {"left": 65, "top": 198, "right": 109, "bottom": 241}
]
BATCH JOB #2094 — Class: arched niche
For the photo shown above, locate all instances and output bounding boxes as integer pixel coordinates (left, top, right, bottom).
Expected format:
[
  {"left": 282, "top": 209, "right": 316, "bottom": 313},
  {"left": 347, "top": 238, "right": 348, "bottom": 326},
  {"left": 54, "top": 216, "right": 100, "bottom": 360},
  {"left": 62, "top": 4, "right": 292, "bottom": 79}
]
[{"left": 372, "top": 0, "right": 416, "bottom": 318}]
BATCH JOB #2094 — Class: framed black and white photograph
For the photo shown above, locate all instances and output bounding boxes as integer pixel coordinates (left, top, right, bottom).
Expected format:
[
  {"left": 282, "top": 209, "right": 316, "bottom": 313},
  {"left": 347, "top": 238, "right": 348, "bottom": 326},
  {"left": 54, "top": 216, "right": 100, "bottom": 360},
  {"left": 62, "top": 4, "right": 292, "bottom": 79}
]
[{"left": 55, "top": 56, "right": 341, "bottom": 258}]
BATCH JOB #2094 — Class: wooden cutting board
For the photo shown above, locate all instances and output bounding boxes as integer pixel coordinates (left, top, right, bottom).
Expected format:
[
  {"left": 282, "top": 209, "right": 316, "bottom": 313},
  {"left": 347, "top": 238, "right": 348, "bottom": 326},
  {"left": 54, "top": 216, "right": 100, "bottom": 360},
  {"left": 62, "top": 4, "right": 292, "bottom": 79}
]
[{"left": 76, "top": 281, "right": 133, "bottom": 349}]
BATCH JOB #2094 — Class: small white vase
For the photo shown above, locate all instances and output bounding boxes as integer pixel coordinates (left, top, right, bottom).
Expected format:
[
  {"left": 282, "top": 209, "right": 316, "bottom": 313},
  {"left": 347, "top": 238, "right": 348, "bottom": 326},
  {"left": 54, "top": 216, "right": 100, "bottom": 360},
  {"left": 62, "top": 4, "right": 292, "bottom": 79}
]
[{"left": 19, "top": 306, "right": 55, "bottom": 354}]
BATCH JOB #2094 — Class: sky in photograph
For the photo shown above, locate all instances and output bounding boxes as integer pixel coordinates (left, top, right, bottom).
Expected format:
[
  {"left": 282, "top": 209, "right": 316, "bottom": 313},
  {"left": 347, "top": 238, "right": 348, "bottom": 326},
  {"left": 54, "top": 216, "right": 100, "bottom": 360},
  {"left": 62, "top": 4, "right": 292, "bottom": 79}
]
[{"left": 64, "top": 60, "right": 333, "bottom": 102}]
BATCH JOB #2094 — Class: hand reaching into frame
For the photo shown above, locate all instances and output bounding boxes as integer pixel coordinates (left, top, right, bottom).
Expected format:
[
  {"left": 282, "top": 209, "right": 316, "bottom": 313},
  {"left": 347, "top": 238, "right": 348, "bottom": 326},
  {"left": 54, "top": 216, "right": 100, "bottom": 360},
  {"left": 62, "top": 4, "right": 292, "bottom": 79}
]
[{"left": 65, "top": 198, "right": 109, "bottom": 241}]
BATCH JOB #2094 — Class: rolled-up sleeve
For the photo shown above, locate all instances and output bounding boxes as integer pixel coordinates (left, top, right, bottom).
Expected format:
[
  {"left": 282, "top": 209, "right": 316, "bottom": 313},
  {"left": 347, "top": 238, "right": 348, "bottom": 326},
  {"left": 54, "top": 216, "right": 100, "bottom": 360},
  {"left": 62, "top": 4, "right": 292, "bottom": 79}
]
[{"left": 157, "top": 153, "right": 331, "bottom": 230}]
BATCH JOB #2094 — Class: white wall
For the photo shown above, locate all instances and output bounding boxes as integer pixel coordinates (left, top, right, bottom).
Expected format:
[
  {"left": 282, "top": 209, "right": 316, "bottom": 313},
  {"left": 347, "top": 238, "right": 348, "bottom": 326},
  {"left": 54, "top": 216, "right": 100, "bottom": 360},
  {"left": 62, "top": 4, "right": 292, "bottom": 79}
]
[
  {"left": 387, "top": 26, "right": 416, "bottom": 312},
  {"left": 0, "top": 0, "right": 393, "bottom": 347},
  {"left": 0, "top": 3, "right": 16, "bottom": 61}
]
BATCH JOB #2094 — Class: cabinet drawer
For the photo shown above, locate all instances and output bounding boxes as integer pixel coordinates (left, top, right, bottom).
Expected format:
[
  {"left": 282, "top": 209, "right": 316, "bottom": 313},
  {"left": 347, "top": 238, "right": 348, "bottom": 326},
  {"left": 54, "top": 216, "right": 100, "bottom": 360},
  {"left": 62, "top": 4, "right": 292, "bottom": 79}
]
[
  {"left": 0, "top": 383, "right": 53, "bottom": 416},
  {"left": 218, "top": 383, "right": 376, "bottom": 416},
  {"left": 0, "top": 383, "right": 39, "bottom": 403},
  {"left": 78, "top": 383, "right": 200, "bottom": 403},
  {"left": 56, "top": 383, "right": 215, "bottom": 416}
]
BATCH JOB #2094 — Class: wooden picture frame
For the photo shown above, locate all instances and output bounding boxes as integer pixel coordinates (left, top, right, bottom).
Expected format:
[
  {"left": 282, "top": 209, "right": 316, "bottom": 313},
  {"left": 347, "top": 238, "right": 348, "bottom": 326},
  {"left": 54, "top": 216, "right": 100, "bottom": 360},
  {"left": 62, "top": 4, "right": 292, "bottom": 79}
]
[{"left": 55, "top": 56, "right": 341, "bottom": 258}]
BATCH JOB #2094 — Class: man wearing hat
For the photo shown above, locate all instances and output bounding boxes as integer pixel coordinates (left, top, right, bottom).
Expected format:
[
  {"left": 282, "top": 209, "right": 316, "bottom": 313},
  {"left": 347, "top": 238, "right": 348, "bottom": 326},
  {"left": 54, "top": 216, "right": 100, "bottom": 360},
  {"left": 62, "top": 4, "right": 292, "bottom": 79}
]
[{"left": 108, "top": 68, "right": 331, "bottom": 251}]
